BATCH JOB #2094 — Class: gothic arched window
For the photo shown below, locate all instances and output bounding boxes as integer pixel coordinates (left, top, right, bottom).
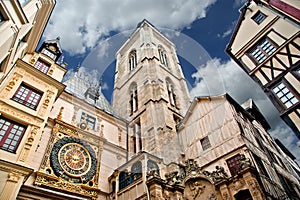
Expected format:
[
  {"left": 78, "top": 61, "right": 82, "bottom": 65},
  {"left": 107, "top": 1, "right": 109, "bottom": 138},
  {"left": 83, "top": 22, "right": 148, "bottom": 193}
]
[
  {"left": 147, "top": 160, "right": 160, "bottom": 176},
  {"left": 129, "top": 50, "right": 137, "bottom": 71},
  {"left": 166, "top": 80, "right": 176, "bottom": 107},
  {"left": 131, "top": 161, "right": 142, "bottom": 181},
  {"left": 158, "top": 46, "right": 168, "bottom": 67},
  {"left": 129, "top": 83, "right": 138, "bottom": 115},
  {"left": 119, "top": 170, "right": 130, "bottom": 190},
  {"left": 132, "top": 119, "right": 142, "bottom": 153}
]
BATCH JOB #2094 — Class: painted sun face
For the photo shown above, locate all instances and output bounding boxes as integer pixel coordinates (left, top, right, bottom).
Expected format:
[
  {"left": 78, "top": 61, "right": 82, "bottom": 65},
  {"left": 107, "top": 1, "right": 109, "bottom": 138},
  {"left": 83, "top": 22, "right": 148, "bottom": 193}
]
[{"left": 58, "top": 143, "right": 91, "bottom": 177}]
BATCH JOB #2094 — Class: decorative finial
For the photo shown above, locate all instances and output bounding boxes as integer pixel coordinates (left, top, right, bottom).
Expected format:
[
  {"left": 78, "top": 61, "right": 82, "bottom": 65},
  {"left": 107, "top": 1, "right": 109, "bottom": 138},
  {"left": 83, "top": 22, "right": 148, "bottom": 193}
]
[{"left": 57, "top": 107, "right": 64, "bottom": 120}]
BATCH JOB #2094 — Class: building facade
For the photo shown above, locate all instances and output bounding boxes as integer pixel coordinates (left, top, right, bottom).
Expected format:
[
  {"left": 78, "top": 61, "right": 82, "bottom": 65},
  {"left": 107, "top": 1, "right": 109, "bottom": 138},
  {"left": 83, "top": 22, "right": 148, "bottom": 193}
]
[
  {"left": 0, "top": 3, "right": 299, "bottom": 200},
  {"left": 226, "top": 0, "right": 300, "bottom": 140},
  {"left": 0, "top": 0, "right": 56, "bottom": 80}
]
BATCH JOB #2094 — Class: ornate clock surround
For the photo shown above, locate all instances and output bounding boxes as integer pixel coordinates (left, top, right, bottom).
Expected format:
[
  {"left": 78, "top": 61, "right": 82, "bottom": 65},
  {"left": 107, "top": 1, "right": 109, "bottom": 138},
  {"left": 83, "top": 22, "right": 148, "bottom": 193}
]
[
  {"left": 35, "top": 119, "right": 103, "bottom": 199},
  {"left": 50, "top": 136, "right": 97, "bottom": 184}
]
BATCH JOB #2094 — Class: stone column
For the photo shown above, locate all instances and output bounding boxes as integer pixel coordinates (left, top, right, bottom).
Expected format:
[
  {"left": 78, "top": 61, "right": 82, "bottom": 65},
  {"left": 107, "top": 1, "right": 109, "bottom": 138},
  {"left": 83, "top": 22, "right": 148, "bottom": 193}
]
[
  {"left": 219, "top": 184, "right": 231, "bottom": 200},
  {"left": 147, "top": 176, "right": 164, "bottom": 200},
  {"left": 0, "top": 172, "right": 23, "bottom": 200}
]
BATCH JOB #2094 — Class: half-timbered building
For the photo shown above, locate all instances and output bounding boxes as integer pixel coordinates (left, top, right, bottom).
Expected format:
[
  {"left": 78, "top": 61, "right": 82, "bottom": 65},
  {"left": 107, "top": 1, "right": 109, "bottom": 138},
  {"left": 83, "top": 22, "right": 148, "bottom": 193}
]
[{"left": 226, "top": 0, "right": 300, "bottom": 140}]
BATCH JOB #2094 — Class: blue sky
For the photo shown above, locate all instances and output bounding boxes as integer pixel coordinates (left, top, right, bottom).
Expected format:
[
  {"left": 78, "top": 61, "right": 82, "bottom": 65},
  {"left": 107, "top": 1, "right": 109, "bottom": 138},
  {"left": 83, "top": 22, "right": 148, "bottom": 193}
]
[{"left": 41, "top": 0, "right": 299, "bottom": 162}]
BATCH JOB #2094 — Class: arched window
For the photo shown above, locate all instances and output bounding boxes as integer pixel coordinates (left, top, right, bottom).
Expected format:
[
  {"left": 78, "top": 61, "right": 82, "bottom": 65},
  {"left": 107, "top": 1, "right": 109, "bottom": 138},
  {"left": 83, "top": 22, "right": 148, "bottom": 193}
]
[
  {"left": 158, "top": 46, "right": 168, "bottom": 67},
  {"left": 119, "top": 170, "right": 130, "bottom": 190},
  {"left": 129, "top": 84, "right": 138, "bottom": 115},
  {"left": 166, "top": 80, "right": 176, "bottom": 107},
  {"left": 129, "top": 50, "right": 137, "bottom": 71},
  {"left": 131, "top": 161, "right": 142, "bottom": 181},
  {"left": 147, "top": 160, "right": 160, "bottom": 176},
  {"left": 133, "top": 119, "right": 142, "bottom": 153}
]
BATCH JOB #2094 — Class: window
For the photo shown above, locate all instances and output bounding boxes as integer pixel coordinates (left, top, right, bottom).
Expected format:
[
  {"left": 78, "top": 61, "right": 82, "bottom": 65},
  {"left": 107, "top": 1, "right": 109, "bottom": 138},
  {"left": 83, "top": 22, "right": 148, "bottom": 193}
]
[
  {"left": 12, "top": 84, "right": 42, "bottom": 109},
  {"left": 147, "top": 160, "right": 160, "bottom": 175},
  {"left": 18, "top": 0, "right": 30, "bottom": 6},
  {"left": 166, "top": 81, "right": 176, "bottom": 107},
  {"left": 252, "top": 11, "right": 266, "bottom": 24},
  {"left": 272, "top": 82, "right": 298, "bottom": 108},
  {"left": 226, "top": 154, "right": 241, "bottom": 176},
  {"left": 200, "top": 136, "right": 211, "bottom": 151},
  {"left": 158, "top": 46, "right": 168, "bottom": 67},
  {"left": 129, "top": 50, "right": 137, "bottom": 71},
  {"left": 41, "top": 49, "right": 56, "bottom": 60},
  {"left": 253, "top": 154, "right": 269, "bottom": 178},
  {"left": 0, "top": 117, "right": 26, "bottom": 152},
  {"left": 80, "top": 112, "right": 96, "bottom": 130},
  {"left": 129, "top": 85, "right": 138, "bottom": 115},
  {"left": 118, "top": 162, "right": 142, "bottom": 191},
  {"left": 0, "top": 11, "right": 5, "bottom": 23},
  {"left": 119, "top": 171, "right": 130, "bottom": 190},
  {"left": 34, "top": 59, "right": 50, "bottom": 74},
  {"left": 131, "top": 161, "right": 142, "bottom": 181},
  {"left": 249, "top": 38, "right": 277, "bottom": 64},
  {"left": 133, "top": 120, "right": 142, "bottom": 153}
]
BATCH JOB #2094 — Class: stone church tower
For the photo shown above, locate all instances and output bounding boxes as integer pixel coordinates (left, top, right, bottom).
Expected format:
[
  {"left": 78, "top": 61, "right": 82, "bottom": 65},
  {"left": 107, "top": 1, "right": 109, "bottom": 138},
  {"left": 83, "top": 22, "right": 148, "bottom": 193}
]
[{"left": 113, "top": 20, "right": 190, "bottom": 161}]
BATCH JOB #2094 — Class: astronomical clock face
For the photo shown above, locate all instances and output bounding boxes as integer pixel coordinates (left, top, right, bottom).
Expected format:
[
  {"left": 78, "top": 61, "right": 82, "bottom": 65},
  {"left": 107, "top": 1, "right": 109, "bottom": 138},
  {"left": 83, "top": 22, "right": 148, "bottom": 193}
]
[
  {"left": 59, "top": 143, "right": 91, "bottom": 177},
  {"left": 50, "top": 137, "right": 97, "bottom": 184}
]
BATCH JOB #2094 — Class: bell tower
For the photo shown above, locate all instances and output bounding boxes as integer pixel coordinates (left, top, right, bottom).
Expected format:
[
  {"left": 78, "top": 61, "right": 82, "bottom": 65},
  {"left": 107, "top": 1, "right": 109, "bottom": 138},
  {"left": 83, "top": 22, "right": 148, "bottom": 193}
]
[{"left": 113, "top": 20, "right": 190, "bottom": 160}]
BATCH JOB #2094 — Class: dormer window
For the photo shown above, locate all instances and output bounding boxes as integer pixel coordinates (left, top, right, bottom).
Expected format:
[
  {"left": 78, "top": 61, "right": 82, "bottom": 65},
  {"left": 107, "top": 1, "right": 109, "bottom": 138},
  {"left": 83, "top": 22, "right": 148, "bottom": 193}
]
[
  {"left": 34, "top": 59, "right": 50, "bottom": 74},
  {"left": 129, "top": 50, "right": 137, "bottom": 71}
]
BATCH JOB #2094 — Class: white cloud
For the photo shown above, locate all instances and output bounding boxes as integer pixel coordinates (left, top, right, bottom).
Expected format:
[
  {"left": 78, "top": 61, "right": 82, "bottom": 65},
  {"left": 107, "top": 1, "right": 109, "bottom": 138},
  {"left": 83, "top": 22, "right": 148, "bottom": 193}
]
[
  {"left": 270, "top": 123, "right": 300, "bottom": 164},
  {"left": 189, "top": 58, "right": 299, "bottom": 161},
  {"left": 101, "top": 82, "right": 109, "bottom": 91},
  {"left": 217, "top": 28, "right": 232, "bottom": 38},
  {"left": 43, "top": 0, "right": 217, "bottom": 55},
  {"left": 233, "top": 0, "right": 247, "bottom": 8}
]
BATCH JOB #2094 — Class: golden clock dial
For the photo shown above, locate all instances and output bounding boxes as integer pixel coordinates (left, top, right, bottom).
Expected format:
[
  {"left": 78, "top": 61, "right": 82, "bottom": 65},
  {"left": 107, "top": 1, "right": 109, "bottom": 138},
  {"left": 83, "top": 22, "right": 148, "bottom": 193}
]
[
  {"left": 50, "top": 136, "right": 97, "bottom": 183},
  {"left": 58, "top": 143, "right": 91, "bottom": 177}
]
